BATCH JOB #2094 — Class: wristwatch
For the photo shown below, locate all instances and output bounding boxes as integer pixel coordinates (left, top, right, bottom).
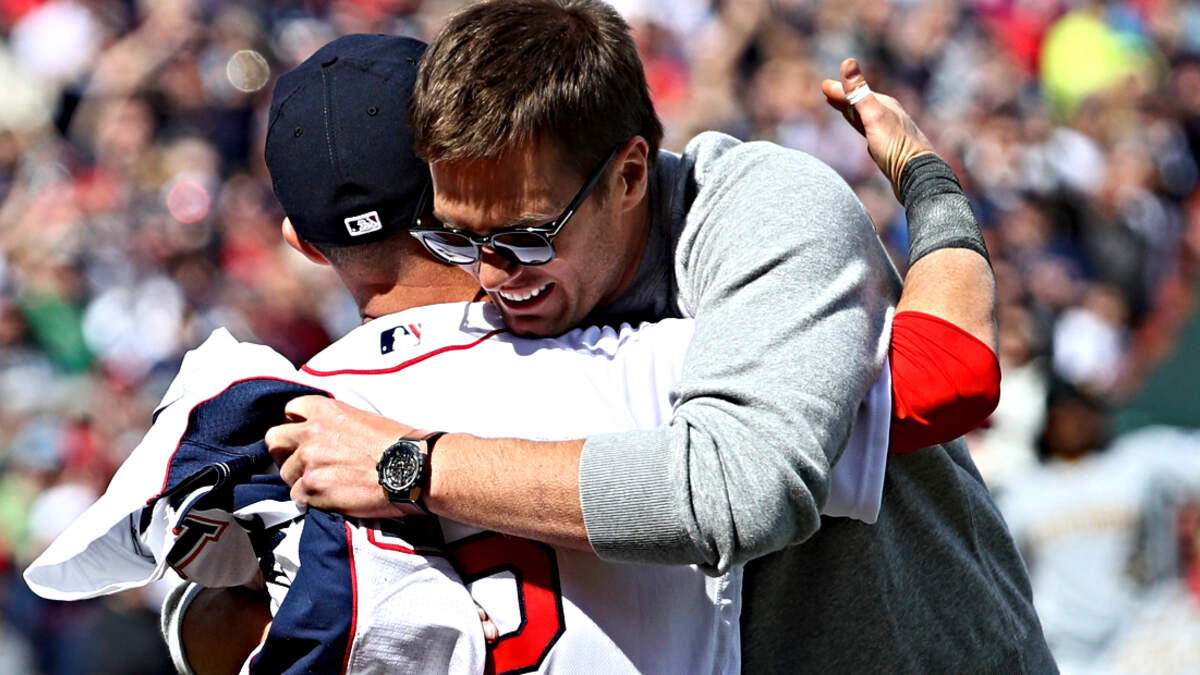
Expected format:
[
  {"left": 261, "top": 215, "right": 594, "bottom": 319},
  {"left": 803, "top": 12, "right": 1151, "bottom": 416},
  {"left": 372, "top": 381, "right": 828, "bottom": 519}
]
[{"left": 376, "top": 431, "right": 444, "bottom": 509}]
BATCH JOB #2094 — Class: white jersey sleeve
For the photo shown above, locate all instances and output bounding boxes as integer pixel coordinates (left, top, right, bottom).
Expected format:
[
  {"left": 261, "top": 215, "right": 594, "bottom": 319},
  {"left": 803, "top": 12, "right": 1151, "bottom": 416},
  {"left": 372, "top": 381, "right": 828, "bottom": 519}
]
[
  {"left": 23, "top": 329, "right": 305, "bottom": 599},
  {"left": 24, "top": 328, "right": 487, "bottom": 675}
]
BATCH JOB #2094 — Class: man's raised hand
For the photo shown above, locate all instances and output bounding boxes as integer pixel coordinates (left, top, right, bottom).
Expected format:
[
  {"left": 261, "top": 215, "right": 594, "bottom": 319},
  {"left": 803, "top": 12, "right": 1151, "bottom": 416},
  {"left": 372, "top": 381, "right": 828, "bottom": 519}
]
[
  {"left": 265, "top": 396, "right": 418, "bottom": 517},
  {"left": 821, "top": 57, "right": 935, "bottom": 201}
]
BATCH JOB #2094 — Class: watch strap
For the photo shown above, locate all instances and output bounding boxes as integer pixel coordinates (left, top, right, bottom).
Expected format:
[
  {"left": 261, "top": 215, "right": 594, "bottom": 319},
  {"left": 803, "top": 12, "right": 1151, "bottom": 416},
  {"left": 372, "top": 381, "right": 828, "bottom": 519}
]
[{"left": 408, "top": 430, "right": 445, "bottom": 508}]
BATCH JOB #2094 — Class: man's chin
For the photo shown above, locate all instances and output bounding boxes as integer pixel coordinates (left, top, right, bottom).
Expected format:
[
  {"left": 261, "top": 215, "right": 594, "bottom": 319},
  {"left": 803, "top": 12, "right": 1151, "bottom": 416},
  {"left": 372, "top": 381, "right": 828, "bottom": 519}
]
[
  {"left": 503, "top": 313, "right": 572, "bottom": 338},
  {"left": 490, "top": 290, "right": 577, "bottom": 337},
  {"left": 496, "top": 305, "right": 576, "bottom": 338}
]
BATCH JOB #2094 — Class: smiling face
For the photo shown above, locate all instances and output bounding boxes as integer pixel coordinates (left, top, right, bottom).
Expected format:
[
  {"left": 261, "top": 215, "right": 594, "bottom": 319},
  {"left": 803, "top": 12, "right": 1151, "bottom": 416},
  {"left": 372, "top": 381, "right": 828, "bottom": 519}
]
[{"left": 428, "top": 140, "right": 650, "bottom": 336}]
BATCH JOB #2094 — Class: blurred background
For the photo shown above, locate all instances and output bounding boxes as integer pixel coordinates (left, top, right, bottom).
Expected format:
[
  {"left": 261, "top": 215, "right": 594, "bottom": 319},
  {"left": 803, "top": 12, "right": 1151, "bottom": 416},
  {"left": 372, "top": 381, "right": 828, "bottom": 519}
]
[{"left": 0, "top": 0, "right": 1198, "bottom": 672}]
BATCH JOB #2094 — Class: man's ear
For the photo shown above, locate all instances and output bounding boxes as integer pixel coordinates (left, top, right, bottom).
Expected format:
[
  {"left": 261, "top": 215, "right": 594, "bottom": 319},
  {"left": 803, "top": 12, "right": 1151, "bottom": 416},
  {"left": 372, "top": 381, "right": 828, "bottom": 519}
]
[
  {"left": 281, "top": 218, "right": 330, "bottom": 265},
  {"left": 614, "top": 136, "right": 650, "bottom": 214}
]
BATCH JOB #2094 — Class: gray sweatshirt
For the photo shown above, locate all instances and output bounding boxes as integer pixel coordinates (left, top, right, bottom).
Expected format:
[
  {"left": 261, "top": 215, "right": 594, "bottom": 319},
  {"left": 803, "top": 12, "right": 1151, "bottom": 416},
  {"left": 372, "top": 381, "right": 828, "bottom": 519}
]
[{"left": 579, "top": 132, "right": 1055, "bottom": 672}]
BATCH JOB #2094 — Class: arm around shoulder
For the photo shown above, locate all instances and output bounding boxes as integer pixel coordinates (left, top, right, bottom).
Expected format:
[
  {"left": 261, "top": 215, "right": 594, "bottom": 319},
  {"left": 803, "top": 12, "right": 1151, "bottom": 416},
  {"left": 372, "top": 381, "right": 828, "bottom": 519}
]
[{"left": 581, "top": 137, "right": 898, "bottom": 572}]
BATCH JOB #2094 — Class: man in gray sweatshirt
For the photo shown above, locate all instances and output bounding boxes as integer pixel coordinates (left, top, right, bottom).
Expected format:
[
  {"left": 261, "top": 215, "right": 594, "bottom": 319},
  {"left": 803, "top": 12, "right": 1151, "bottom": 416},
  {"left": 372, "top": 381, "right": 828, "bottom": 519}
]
[{"left": 269, "top": 1, "right": 1055, "bottom": 671}]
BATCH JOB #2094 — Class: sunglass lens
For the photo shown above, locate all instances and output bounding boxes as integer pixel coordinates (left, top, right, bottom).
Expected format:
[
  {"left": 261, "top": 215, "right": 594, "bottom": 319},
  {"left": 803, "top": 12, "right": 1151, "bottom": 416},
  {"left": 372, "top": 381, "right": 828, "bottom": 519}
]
[
  {"left": 494, "top": 232, "right": 554, "bottom": 265},
  {"left": 418, "top": 231, "right": 479, "bottom": 265}
]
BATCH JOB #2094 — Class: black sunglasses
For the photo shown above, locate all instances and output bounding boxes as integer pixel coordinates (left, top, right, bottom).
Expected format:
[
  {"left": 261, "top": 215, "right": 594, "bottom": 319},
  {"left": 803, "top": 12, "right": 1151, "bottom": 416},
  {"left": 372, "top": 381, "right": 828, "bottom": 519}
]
[{"left": 408, "top": 148, "right": 618, "bottom": 266}]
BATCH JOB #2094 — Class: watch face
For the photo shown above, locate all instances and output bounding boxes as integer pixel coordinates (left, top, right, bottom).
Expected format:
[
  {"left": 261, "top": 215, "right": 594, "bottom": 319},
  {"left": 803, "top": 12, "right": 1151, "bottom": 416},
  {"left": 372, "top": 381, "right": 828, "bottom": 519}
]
[{"left": 381, "top": 441, "right": 422, "bottom": 493}]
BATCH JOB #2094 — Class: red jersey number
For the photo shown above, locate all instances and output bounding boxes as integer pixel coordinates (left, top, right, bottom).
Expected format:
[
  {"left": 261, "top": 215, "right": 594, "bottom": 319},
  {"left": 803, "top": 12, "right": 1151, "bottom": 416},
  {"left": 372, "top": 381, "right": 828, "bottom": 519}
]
[{"left": 448, "top": 532, "right": 565, "bottom": 675}]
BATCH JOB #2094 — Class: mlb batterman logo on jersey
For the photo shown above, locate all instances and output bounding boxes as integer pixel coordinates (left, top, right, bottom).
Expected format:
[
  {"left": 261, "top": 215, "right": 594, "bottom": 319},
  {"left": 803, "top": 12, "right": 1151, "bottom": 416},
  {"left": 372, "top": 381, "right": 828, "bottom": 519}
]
[
  {"left": 381, "top": 324, "right": 422, "bottom": 354},
  {"left": 344, "top": 211, "right": 383, "bottom": 237}
]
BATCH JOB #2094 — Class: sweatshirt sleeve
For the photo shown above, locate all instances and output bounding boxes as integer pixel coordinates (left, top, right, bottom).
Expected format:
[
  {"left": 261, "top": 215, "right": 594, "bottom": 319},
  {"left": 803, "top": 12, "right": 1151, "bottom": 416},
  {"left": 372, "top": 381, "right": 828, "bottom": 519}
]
[{"left": 579, "top": 136, "right": 897, "bottom": 573}]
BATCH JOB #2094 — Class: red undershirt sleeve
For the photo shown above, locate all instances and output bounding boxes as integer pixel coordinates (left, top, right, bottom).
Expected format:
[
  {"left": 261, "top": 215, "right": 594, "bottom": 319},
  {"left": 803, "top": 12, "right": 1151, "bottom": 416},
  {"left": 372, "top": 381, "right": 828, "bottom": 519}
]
[{"left": 888, "top": 311, "right": 1001, "bottom": 454}]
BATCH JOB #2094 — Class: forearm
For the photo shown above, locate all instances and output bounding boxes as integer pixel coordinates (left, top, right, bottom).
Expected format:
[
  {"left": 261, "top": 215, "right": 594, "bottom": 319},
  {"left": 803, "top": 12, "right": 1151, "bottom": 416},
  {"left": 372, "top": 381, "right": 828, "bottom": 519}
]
[
  {"left": 425, "top": 433, "right": 591, "bottom": 551},
  {"left": 895, "top": 154, "right": 997, "bottom": 352},
  {"left": 824, "top": 68, "right": 997, "bottom": 351},
  {"left": 897, "top": 249, "right": 996, "bottom": 352}
]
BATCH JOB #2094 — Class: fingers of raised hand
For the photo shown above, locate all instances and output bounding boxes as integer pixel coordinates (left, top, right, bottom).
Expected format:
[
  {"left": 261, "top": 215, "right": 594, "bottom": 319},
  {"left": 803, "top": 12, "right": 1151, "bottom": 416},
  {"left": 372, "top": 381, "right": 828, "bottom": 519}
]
[
  {"left": 837, "top": 59, "right": 921, "bottom": 146},
  {"left": 273, "top": 427, "right": 337, "bottom": 489},
  {"left": 842, "top": 76, "right": 889, "bottom": 131},
  {"left": 839, "top": 58, "right": 874, "bottom": 105},
  {"left": 821, "top": 78, "right": 846, "bottom": 105},
  {"left": 822, "top": 79, "right": 866, "bottom": 135}
]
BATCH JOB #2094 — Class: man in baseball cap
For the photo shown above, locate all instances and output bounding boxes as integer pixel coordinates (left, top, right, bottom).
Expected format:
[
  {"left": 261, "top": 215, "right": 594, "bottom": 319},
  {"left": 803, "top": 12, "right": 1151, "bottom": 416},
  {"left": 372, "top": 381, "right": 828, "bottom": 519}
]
[
  {"left": 264, "top": 34, "right": 478, "bottom": 321},
  {"left": 266, "top": 34, "right": 424, "bottom": 248}
]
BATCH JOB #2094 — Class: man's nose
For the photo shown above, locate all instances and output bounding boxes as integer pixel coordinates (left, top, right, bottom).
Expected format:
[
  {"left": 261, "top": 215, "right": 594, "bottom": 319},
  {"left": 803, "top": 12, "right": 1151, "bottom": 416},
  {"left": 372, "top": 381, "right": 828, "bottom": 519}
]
[{"left": 475, "top": 246, "right": 519, "bottom": 290}]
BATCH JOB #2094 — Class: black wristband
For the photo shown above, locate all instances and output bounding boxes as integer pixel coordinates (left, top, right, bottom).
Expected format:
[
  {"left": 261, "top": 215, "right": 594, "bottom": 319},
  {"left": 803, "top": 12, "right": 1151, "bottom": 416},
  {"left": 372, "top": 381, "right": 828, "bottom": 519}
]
[
  {"left": 899, "top": 154, "right": 963, "bottom": 206},
  {"left": 898, "top": 154, "right": 990, "bottom": 266}
]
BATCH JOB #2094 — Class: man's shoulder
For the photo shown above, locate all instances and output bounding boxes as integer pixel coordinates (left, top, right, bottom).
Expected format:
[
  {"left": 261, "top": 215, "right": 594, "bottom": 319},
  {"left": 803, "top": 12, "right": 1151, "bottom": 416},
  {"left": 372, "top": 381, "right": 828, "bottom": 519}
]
[
  {"left": 666, "top": 131, "right": 875, "bottom": 258},
  {"left": 642, "top": 131, "right": 888, "bottom": 317},
  {"left": 662, "top": 131, "right": 870, "bottom": 257},
  {"left": 680, "top": 131, "right": 854, "bottom": 200}
]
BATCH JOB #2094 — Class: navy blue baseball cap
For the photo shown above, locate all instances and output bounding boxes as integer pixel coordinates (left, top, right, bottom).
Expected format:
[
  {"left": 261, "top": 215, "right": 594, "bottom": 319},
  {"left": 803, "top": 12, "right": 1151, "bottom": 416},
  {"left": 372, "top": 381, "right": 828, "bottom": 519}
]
[{"left": 265, "top": 34, "right": 428, "bottom": 248}]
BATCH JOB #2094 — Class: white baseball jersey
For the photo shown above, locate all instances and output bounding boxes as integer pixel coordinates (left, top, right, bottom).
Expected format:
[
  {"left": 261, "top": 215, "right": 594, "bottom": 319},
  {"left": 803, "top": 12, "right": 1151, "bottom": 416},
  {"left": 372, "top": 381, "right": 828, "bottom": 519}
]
[{"left": 27, "top": 301, "right": 891, "bottom": 675}]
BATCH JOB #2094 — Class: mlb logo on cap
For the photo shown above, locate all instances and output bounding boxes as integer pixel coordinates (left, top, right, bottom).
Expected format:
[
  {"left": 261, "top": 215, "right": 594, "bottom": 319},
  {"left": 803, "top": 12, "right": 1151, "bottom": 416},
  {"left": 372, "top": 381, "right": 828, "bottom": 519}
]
[{"left": 345, "top": 211, "right": 383, "bottom": 237}]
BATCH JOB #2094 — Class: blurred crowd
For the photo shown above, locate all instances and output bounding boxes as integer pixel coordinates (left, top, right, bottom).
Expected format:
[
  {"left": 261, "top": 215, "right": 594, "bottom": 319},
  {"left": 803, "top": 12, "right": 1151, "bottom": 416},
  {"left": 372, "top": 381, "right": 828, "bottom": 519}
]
[{"left": 1, "top": 0, "right": 1199, "bottom": 672}]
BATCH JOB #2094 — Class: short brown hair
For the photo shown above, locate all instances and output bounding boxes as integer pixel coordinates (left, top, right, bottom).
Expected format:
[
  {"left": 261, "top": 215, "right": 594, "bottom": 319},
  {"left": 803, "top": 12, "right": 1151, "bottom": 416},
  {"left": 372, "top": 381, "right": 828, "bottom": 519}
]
[{"left": 410, "top": 0, "right": 663, "bottom": 176}]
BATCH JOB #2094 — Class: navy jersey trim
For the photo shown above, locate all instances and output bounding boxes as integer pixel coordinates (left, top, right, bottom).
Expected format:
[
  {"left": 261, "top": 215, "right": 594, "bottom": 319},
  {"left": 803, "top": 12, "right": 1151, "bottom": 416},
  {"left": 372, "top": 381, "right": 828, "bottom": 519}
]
[
  {"left": 250, "top": 510, "right": 356, "bottom": 674},
  {"left": 152, "top": 377, "right": 332, "bottom": 499}
]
